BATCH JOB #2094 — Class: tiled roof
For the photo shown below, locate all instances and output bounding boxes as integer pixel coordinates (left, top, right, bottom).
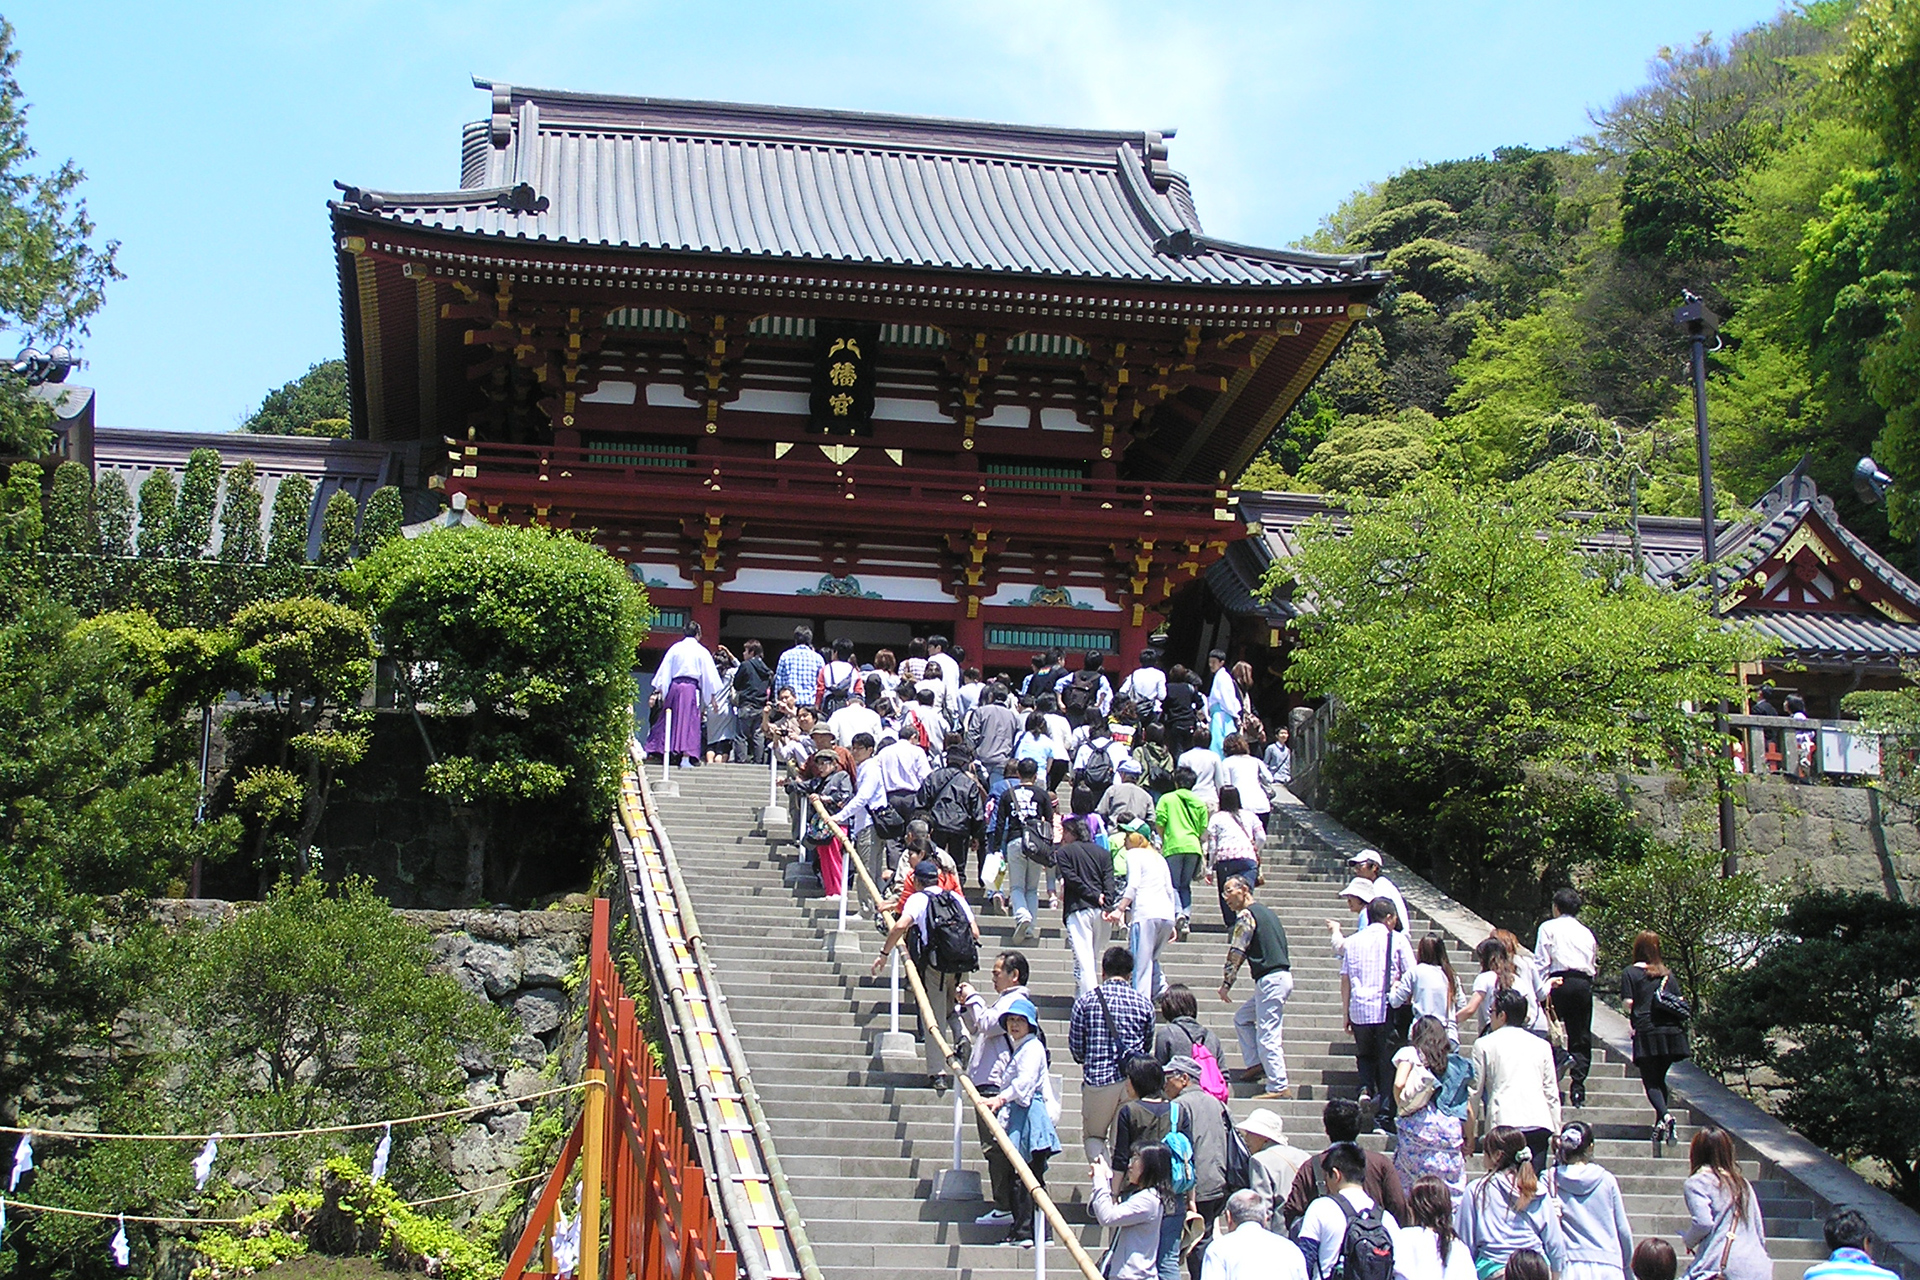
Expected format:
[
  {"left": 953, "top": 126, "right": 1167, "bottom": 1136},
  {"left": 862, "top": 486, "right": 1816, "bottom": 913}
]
[
  {"left": 1735, "top": 610, "right": 1920, "bottom": 664},
  {"left": 1701, "top": 471, "right": 1920, "bottom": 615},
  {"left": 333, "top": 83, "right": 1378, "bottom": 290},
  {"left": 1206, "top": 537, "right": 1295, "bottom": 620}
]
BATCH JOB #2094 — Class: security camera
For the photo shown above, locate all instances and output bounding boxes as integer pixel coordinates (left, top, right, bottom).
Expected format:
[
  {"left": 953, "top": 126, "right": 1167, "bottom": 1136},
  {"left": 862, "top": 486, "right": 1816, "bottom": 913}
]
[{"left": 1855, "top": 456, "right": 1893, "bottom": 506}]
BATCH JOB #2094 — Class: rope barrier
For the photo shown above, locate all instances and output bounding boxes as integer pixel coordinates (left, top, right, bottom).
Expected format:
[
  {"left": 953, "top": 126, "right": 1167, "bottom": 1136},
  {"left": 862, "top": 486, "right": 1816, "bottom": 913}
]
[
  {"left": 0, "top": 1170, "right": 556, "bottom": 1226},
  {"left": 807, "top": 797, "right": 1104, "bottom": 1280},
  {"left": 0, "top": 1081, "right": 596, "bottom": 1144}
]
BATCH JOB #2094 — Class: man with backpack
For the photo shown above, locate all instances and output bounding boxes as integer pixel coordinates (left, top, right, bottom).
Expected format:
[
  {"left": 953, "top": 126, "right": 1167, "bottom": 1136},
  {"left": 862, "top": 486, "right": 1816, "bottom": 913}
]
[
  {"left": 1282, "top": 1100, "right": 1409, "bottom": 1230},
  {"left": 1109, "top": 1056, "right": 1197, "bottom": 1195},
  {"left": 817, "top": 638, "right": 860, "bottom": 714},
  {"left": 871, "top": 859, "right": 980, "bottom": 1083},
  {"left": 1166, "top": 1055, "right": 1238, "bottom": 1279},
  {"left": 1060, "top": 652, "right": 1113, "bottom": 727},
  {"left": 1295, "top": 1142, "right": 1398, "bottom": 1280},
  {"left": 1071, "top": 717, "right": 1127, "bottom": 815},
  {"left": 918, "top": 740, "right": 985, "bottom": 880}
]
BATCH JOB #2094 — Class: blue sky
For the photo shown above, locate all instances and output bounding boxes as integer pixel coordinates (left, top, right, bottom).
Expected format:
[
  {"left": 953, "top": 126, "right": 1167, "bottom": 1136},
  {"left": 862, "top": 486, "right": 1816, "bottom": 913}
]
[{"left": 16, "top": 0, "right": 1785, "bottom": 434}]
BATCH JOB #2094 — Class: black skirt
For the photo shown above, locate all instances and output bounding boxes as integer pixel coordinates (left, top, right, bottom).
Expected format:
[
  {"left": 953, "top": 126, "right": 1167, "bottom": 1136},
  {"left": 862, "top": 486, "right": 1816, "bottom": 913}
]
[{"left": 1620, "top": 965, "right": 1691, "bottom": 1062}]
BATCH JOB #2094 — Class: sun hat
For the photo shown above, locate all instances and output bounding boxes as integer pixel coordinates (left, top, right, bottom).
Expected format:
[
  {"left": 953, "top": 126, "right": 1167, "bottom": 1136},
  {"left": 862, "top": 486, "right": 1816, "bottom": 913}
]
[
  {"left": 1238, "top": 1108, "right": 1287, "bottom": 1144},
  {"left": 1341, "top": 877, "right": 1379, "bottom": 901}
]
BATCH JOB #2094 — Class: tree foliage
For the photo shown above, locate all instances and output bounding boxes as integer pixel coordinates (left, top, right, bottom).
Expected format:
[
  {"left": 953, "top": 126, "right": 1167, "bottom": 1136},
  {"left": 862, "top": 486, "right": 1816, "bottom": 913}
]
[
  {"left": 1702, "top": 890, "right": 1920, "bottom": 1206},
  {"left": 93, "top": 470, "right": 131, "bottom": 557},
  {"left": 1270, "top": 475, "right": 1769, "bottom": 894},
  {"left": 217, "top": 458, "right": 263, "bottom": 563},
  {"left": 242, "top": 360, "right": 351, "bottom": 437},
  {"left": 0, "top": 19, "right": 121, "bottom": 457},
  {"left": 360, "top": 485, "right": 405, "bottom": 550},
  {"left": 349, "top": 522, "right": 650, "bottom": 903},
  {"left": 318, "top": 488, "right": 357, "bottom": 568},
  {"left": 134, "top": 468, "right": 176, "bottom": 560},
  {"left": 1, "top": 458, "right": 39, "bottom": 549},
  {"left": 266, "top": 474, "right": 313, "bottom": 566},
  {"left": 41, "top": 459, "right": 89, "bottom": 552},
  {"left": 170, "top": 447, "right": 221, "bottom": 560}
]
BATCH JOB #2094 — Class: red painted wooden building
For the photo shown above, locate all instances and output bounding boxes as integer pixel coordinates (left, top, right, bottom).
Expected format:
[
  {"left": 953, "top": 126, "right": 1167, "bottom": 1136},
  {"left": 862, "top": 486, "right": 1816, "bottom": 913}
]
[{"left": 332, "top": 81, "right": 1383, "bottom": 662}]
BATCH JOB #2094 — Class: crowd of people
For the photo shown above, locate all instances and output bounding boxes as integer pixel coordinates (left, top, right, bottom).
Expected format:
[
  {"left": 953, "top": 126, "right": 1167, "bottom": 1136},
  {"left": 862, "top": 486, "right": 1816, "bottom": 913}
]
[{"left": 644, "top": 631, "right": 1892, "bottom": 1280}]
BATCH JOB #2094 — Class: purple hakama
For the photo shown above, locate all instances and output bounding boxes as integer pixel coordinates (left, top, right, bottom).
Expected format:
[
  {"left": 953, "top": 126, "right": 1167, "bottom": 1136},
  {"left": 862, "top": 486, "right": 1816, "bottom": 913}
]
[{"left": 644, "top": 676, "right": 705, "bottom": 758}]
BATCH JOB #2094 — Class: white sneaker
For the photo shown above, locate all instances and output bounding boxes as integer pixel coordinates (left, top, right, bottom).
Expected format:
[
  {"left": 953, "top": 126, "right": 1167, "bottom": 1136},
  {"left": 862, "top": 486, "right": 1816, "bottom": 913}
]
[
  {"left": 976, "top": 1209, "right": 1013, "bottom": 1225},
  {"left": 1012, "top": 917, "right": 1031, "bottom": 944}
]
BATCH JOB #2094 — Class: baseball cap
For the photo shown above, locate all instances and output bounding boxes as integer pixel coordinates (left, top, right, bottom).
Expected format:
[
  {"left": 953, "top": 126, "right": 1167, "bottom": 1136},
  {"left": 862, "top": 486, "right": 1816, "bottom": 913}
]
[{"left": 1348, "top": 849, "right": 1384, "bottom": 868}]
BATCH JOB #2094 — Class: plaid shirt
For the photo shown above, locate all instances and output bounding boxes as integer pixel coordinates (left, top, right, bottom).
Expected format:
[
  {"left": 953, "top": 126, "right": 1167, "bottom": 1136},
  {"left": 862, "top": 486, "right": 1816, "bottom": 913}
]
[
  {"left": 1340, "top": 922, "right": 1413, "bottom": 1026},
  {"left": 774, "top": 645, "right": 825, "bottom": 707},
  {"left": 1067, "top": 978, "right": 1155, "bottom": 1087}
]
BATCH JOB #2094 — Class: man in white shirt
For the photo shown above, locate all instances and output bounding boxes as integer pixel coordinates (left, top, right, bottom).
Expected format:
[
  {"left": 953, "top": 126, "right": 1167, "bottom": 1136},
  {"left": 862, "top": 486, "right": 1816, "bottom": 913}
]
[
  {"left": 872, "top": 859, "right": 980, "bottom": 1081},
  {"left": 926, "top": 634, "right": 961, "bottom": 704},
  {"left": 1117, "top": 651, "right": 1167, "bottom": 719},
  {"left": 1203, "top": 1188, "right": 1309, "bottom": 1280},
  {"left": 830, "top": 733, "right": 886, "bottom": 896},
  {"left": 827, "top": 690, "right": 883, "bottom": 748},
  {"left": 1346, "top": 850, "right": 1408, "bottom": 936},
  {"left": 1340, "top": 898, "right": 1413, "bottom": 1133},
  {"left": 1471, "top": 987, "right": 1561, "bottom": 1167},
  {"left": 955, "top": 950, "right": 1032, "bottom": 1227},
  {"left": 872, "top": 731, "right": 933, "bottom": 862},
  {"left": 1177, "top": 744, "right": 1220, "bottom": 807},
  {"left": 1296, "top": 1143, "right": 1398, "bottom": 1280},
  {"left": 1534, "top": 886, "right": 1599, "bottom": 1107}
]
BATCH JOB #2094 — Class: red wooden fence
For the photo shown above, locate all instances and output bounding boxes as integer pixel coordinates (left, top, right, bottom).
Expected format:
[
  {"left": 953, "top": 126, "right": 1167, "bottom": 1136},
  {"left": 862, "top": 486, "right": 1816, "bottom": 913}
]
[{"left": 502, "top": 899, "right": 738, "bottom": 1280}]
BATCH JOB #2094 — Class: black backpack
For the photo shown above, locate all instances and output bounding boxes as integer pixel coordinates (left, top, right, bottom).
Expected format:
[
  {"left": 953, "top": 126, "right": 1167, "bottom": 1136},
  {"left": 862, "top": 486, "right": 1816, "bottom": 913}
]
[
  {"left": 1330, "top": 1196, "right": 1395, "bottom": 1280},
  {"left": 820, "top": 662, "right": 856, "bottom": 714},
  {"left": 1019, "top": 786, "right": 1056, "bottom": 868},
  {"left": 1061, "top": 669, "right": 1101, "bottom": 715},
  {"left": 924, "top": 767, "right": 981, "bottom": 837},
  {"left": 1223, "top": 1124, "right": 1254, "bottom": 1194},
  {"left": 908, "top": 890, "right": 979, "bottom": 974},
  {"left": 1080, "top": 743, "right": 1116, "bottom": 790}
]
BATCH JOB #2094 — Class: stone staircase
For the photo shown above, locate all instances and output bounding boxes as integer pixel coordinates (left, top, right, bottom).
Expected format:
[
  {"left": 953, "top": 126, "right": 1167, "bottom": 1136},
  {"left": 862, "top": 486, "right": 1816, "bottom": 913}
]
[{"left": 654, "top": 763, "right": 1826, "bottom": 1279}]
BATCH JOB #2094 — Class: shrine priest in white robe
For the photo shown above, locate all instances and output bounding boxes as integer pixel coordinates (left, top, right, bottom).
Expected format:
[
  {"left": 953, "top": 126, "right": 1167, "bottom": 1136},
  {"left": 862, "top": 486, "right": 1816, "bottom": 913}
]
[{"left": 644, "top": 622, "right": 725, "bottom": 765}]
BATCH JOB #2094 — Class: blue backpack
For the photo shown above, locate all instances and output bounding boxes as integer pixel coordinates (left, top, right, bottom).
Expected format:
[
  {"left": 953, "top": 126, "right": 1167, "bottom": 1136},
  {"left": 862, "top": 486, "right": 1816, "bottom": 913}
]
[
  {"left": 1165, "top": 1100, "right": 1197, "bottom": 1195},
  {"left": 1436, "top": 1052, "right": 1476, "bottom": 1119}
]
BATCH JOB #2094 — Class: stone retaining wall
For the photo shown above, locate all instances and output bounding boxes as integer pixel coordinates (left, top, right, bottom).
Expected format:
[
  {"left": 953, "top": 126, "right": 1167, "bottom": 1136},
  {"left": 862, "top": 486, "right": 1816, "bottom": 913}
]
[
  {"left": 151, "top": 898, "right": 592, "bottom": 1219},
  {"left": 1612, "top": 772, "right": 1919, "bottom": 900}
]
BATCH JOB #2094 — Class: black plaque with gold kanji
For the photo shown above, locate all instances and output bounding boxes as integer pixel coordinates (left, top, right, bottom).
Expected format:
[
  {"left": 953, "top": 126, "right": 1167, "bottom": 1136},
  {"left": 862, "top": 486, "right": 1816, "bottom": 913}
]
[{"left": 808, "top": 321, "right": 879, "bottom": 435}]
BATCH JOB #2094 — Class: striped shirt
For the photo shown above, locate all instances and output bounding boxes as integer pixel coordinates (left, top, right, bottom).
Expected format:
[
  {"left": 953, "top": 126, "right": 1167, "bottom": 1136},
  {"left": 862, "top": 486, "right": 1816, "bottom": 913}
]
[
  {"left": 1341, "top": 922, "right": 1413, "bottom": 1026},
  {"left": 774, "top": 645, "right": 825, "bottom": 707},
  {"left": 1805, "top": 1249, "right": 1900, "bottom": 1280}
]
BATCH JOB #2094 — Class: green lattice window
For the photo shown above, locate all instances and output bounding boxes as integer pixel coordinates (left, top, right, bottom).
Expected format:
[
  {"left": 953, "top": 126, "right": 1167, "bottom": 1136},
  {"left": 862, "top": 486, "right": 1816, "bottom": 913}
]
[
  {"left": 650, "top": 608, "right": 690, "bottom": 632},
  {"left": 606, "top": 307, "right": 688, "bottom": 331},
  {"left": 1006, "top": 332, "right": 1089, "bottom": 358},
  {"left": 987, "top": 626, "right": 1117, "bottom": 652},
  {"left": 983, "top": 461, "right": 1089, "bottom": 491},
  {"left": 586, "top": 437, "right": 690, "bottom": 467}
]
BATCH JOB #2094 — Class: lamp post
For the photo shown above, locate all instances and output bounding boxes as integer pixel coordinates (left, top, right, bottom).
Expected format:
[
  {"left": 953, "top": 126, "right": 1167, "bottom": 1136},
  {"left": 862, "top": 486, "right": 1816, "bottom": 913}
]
[{"left": 1674, "top": 292, "right": 1739, "bottom": 875}]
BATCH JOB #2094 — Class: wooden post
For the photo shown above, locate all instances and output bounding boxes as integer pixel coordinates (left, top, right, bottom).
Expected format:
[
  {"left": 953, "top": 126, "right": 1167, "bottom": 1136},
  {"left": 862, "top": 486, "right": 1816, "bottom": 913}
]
[{"left": 581, "top": 1068, "right": 608, "bottom": 1280}]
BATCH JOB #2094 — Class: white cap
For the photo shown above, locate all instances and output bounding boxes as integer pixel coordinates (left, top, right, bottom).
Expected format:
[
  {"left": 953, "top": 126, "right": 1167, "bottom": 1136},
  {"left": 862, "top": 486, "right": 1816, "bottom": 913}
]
[
  {"left": 1341, "top": 877, "right": 1379, "bottom": 902},
  {"left": 1347, "top": 849, "right": 1384, "bottom": 868}
]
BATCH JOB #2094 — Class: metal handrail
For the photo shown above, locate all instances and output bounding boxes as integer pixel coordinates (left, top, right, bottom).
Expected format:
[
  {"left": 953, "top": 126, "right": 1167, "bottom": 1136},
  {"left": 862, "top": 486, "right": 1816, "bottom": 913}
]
[
  {"left": 808, "top": 796, "right": 1106, "bottom": 1280},
  {"left": 614, "top": 750, "right": 821, "bottom": 1280}
]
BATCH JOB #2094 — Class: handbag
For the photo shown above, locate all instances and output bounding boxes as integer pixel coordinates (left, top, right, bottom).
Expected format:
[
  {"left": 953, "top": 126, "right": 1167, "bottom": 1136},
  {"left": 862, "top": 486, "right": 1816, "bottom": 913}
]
[
  {"left": 1697, "top": 1199, "right": 1739, "bottom": 1280},
  {"left": 1652, "top": 973, "right": 1693, "bottom": 1023},
  {"left": 1395, "top": 1059, "right": 1438, "bottom": 1114},
  {"left": 1547, "top": 1012, "right": 1568, "bottom": 1050}
]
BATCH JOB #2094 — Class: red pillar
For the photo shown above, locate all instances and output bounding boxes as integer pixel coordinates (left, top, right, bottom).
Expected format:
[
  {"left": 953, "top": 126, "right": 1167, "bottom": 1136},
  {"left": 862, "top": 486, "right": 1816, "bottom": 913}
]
[
  {"left": 954, "top": 603, "right": 986, "bottom": 670},
  {"left": 693, "top": 592, "right": 722, "bottom": 643},
  {"left": 1119, "top": 608, "right": 1152, "bottom": 669}
]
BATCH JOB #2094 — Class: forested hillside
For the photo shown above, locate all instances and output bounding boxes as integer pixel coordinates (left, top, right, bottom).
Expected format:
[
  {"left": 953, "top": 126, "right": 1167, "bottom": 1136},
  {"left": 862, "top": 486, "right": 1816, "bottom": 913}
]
[{"left": 1246, "top": 0, "right": 1920, "bottom": 560}]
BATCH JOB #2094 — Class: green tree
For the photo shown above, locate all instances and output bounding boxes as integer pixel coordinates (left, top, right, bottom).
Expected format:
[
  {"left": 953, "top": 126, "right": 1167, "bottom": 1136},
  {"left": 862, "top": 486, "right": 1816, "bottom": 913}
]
[
  {"left": 1702, "top": 890, "right": 1920, "bottom": 1206},
  {"left": 226, "top": 598, "right": 373, "bottom": 883},
  {"left": 360, "top": 485, "right": 405, "bottom": 549},
  {"left": 265, "top": 473, "right": 313, "bottom": 565},
  {"left": 216, "top": 458, "right": 263, "bottom": 563},
  {"left": 92, "top": 469, "right": 131, "bottom": 557},
  {"left": 1, "top": 458, "right": 40, "bottom": 549},
  {"left": 0, "top": 598, "right": 236, "bottom": 1118},
  {"left": 318, "top": 487, "right": 358, "bottom": 567},
  {"left": 41, "top": 458, "right": 90, "bottom": 552},
  {"left": 134, "top": 468, "right": 176, "bottom": 559},
  {"left": 1269, "top": 474, "right": 1769, "bottom": 895},
  {"left": 166, "top": 874, "right": 509, "bottom": 1135},
  {"left": 349, "top": 523, "right": 650, "bottom": 903},
  {"left": 0, "top": 19, "right": 122, "bottom": 457},
  {"left": 242, "top": 360, "right": 351, "bottom": 437},
  {"left": 169, "top": 447, "right": 221, "bottom": 560},
  {"left": 1296, "top": 407, "right": 1441, "bottom": 497}
]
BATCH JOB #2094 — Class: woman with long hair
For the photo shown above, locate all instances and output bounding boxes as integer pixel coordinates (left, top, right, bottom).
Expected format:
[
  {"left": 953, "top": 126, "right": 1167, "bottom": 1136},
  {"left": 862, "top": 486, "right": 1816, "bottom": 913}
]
[
  {"left": 1490, "top": 928, "right": 1550, "bottom": 1035},
  {"left": 1393, "top": 935, "right": 1468, "bottom": 1044},
  {"left": 1394, "top": 1174, "right": 1476, "bottom": 1280},
  {"left": 1090, "top": 1142, "right": 1176, "bottom": 1279},
  {"left": 1621, "top": 931, "right": 1691, "bottom": 1145},
  {"left": 1455, "top": 1126, "right": 1567, "bottom": 1280},
  {"left": 1459, "top": 939, "right": 1531, "bottom": 1034},
  {"left": 1202, "top": 784, "right": 1263, "bottom": 926},
  {"left": 1682, "top": 1129, "right": 1771, "bottom": 1280},
  {"left": 1391, "top": 1016, "right": 1469, "bottom": 1194},
  {"left": 1550, "top": 1122, "right": 1633, "bottom": 1280}
]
